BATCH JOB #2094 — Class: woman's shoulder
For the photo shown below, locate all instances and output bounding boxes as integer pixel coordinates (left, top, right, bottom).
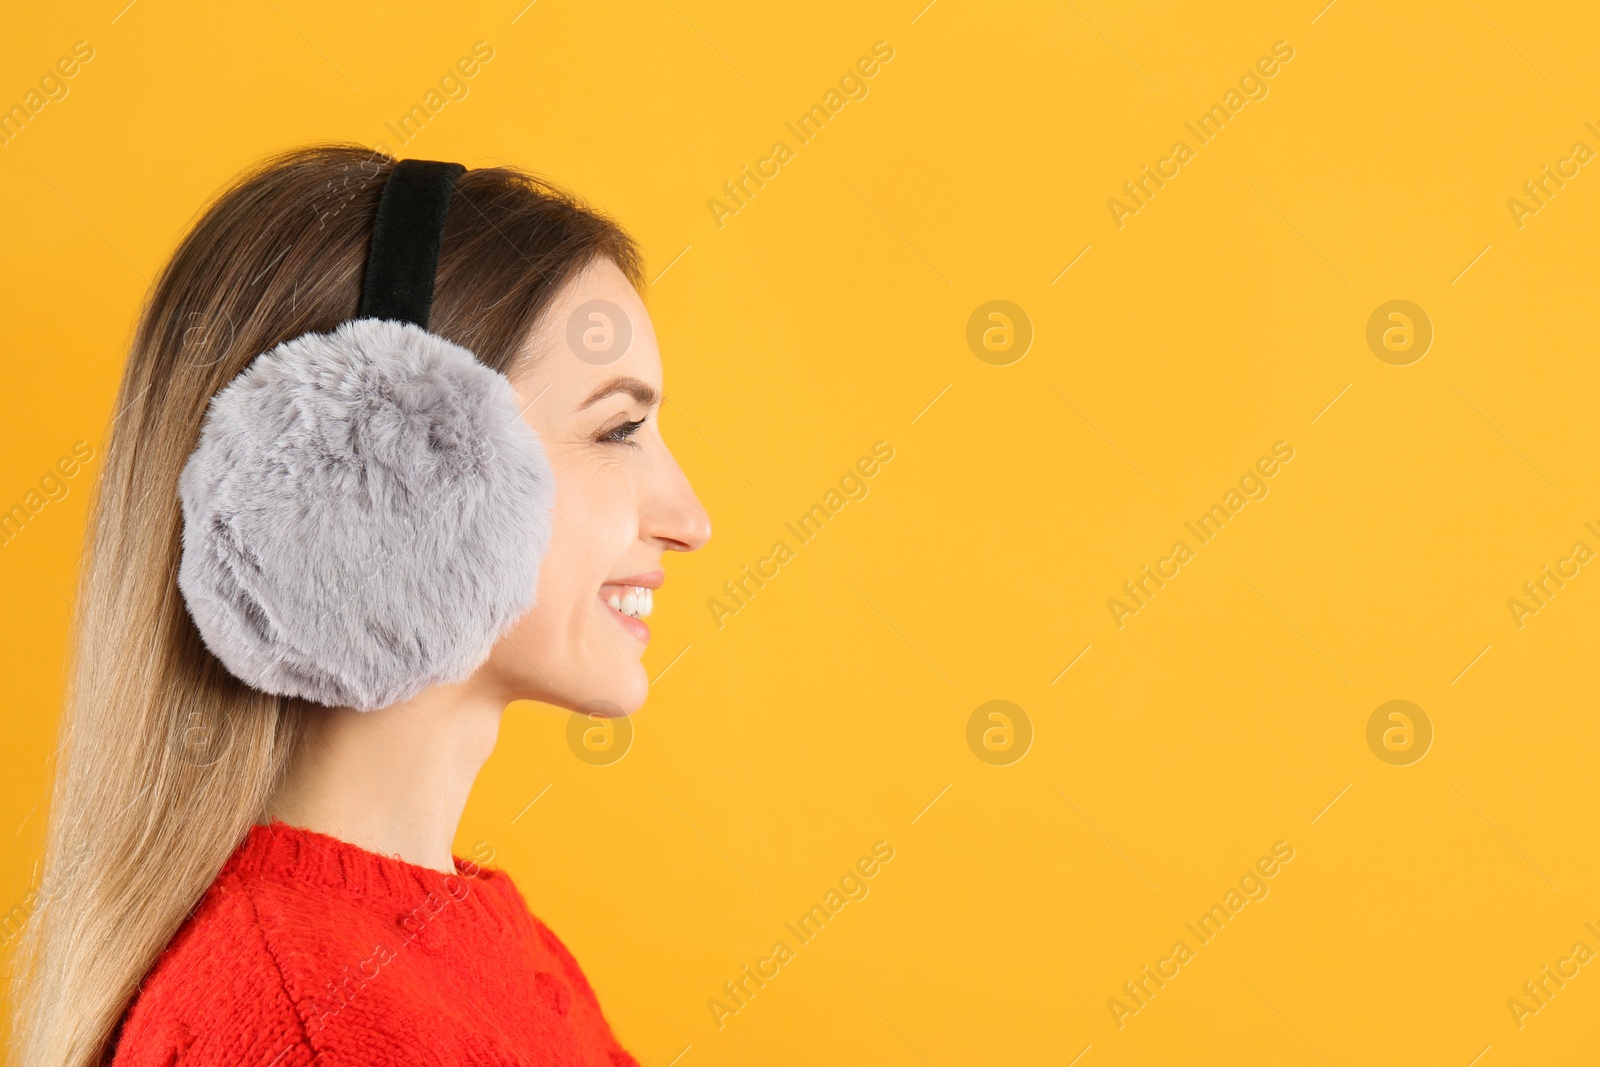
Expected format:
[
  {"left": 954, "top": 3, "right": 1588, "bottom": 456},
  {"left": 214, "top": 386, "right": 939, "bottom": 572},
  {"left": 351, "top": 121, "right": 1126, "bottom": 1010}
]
[
  {"left": 110, "top": 822, "right": 637, "bottom": 1066},
  {"left": 110, "top": 869, "right": 321, "bottom": 1066},
  {"left": 108, "top": 823, "right": 494, "bottom": 1065}
]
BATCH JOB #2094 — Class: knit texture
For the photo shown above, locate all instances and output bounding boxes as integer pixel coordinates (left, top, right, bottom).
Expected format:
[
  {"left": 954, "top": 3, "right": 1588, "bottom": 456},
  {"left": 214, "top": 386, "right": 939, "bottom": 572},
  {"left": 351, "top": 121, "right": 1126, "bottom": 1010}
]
[{"left": 109, "top": 820, "right": 639, "bottom": 1067}]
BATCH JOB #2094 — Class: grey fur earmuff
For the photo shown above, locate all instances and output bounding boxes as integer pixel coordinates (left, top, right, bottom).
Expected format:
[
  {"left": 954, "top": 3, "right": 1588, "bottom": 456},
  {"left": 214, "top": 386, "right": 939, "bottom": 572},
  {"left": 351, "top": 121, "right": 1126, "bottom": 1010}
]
[{"left": 176, "top": 159, "right": 553, "bottom": 711}]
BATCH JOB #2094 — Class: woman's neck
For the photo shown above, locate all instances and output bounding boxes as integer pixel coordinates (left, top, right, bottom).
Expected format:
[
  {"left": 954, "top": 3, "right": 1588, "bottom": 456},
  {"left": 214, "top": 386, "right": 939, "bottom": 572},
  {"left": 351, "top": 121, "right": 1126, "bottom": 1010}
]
[{"left": 264, "top": 680, "right": 507, "bottom": 873}]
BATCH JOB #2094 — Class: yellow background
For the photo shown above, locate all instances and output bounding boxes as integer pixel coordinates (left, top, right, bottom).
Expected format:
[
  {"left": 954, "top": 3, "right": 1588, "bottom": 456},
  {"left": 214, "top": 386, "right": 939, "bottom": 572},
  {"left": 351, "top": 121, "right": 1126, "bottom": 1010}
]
[{"left": 3, "top": 1, "right": 1599, "bottom": 1063}]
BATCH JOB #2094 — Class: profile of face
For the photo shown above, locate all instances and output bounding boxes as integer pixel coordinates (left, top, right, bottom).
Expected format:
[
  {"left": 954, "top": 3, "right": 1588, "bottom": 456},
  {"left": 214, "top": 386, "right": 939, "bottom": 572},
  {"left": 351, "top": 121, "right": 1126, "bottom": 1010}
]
[{"left": 475, "top": 258, "right": 710, "bottom": 715}]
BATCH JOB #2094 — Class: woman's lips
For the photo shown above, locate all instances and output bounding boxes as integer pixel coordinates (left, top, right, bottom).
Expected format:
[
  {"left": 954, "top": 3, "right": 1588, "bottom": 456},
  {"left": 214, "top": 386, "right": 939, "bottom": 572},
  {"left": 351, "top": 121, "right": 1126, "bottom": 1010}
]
[
  {"left": 599, "top": 574, "right": 660, "bottom": 644},
  {"left": 606, "top": 569, "right": 664, "bottom": 590},
  {"left": 601, "top": 585, "right": 649, "bottom": 643},
  {"left": 600, "top": 594, "right": 650, "bottom": 643}
]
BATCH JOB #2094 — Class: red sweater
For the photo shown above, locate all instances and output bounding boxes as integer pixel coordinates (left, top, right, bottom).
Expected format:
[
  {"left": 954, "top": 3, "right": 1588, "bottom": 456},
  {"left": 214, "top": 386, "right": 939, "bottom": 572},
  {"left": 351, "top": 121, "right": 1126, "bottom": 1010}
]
[{"left": 110, "top": 820, "right": 639, "bottom": 1066}]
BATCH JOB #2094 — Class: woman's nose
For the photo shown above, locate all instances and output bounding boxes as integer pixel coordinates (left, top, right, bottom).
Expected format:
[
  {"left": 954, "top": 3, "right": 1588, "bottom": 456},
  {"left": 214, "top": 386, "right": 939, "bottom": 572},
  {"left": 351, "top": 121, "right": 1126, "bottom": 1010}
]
[{"left": 648, "top": 453, "right": 711, "bottom": 552}]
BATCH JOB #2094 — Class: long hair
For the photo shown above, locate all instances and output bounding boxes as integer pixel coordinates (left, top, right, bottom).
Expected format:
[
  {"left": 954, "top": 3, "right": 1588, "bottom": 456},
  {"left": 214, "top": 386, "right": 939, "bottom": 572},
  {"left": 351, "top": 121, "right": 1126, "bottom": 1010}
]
[{"left": 6, "top": 143, "right": 642, "bottom": 1067}]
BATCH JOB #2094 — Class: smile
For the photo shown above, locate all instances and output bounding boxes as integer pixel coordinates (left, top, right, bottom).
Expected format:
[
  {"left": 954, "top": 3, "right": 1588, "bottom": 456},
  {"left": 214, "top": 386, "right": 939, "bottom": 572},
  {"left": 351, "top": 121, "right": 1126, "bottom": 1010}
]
[
  {"left": 605, "top": 586, "right": 653, "bottom": 619},
  {"left": 600, "top": 571, "right": 663, "bottom": 643}
]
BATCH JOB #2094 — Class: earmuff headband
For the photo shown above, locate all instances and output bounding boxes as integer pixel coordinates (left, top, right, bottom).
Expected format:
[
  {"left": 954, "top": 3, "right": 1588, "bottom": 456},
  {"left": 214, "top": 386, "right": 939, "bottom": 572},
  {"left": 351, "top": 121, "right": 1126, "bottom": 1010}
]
[
  {"left": 358, "top": 159, "right": 466, "bottom": 328},
  {"left": 177, "top": 154, "right": 556, "bottom": 711}
]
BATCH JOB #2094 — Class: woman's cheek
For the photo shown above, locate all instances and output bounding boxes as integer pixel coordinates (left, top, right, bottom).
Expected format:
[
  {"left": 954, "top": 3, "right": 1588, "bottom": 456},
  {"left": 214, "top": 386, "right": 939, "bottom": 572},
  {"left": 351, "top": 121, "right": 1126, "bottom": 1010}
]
[{"left": 571, "top": 478, "right": 636, "bottom": 560}]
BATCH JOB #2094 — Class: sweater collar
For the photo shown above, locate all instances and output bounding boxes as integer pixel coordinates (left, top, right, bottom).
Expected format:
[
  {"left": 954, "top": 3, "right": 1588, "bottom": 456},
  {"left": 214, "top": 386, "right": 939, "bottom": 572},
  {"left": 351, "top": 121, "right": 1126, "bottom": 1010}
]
[{"left": 222, "top": 818, "right": 502, "bottom": 904}]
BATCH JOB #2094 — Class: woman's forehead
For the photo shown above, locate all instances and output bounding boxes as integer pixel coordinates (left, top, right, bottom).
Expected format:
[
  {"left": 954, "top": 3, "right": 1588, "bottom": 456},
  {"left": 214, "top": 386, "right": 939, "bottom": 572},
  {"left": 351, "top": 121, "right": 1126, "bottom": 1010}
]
[{"left": 513, "top": 260, "right": 659, "bottom": 389}]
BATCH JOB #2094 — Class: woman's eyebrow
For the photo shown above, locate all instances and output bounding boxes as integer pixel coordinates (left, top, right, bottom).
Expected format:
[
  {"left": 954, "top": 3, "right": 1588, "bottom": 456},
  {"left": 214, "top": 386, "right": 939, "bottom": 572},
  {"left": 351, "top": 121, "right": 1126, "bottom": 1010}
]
[{"left": 577, "top": 376, "right": 660, "bottom": 410}]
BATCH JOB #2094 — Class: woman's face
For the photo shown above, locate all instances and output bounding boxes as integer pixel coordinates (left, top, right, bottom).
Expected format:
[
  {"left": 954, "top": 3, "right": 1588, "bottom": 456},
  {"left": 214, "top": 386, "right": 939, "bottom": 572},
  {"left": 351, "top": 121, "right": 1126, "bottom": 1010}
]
[{"left": 478, "top": 257, "right": 710, "bottom": 714}]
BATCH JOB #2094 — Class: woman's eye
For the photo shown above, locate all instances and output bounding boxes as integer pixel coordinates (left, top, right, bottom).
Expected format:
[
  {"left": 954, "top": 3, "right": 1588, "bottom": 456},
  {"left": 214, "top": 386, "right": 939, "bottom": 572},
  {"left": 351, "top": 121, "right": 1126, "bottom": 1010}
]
[{"left": 599, "top": 417, "right": 646, "bottom": 446}]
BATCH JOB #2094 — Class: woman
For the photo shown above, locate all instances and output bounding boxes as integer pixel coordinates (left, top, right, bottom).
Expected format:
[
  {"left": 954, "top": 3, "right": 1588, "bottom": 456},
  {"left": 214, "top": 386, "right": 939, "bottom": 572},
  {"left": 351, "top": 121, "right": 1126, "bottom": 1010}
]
[{"left": 7, "top": 144, "right": 710, "bottom": 1066}]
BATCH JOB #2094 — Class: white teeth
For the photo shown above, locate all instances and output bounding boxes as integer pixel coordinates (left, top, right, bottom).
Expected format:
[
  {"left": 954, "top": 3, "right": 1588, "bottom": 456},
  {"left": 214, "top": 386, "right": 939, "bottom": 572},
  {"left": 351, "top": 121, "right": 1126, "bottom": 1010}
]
[{"left": 609, "top": 586, "right": 654, "bottom": 619}]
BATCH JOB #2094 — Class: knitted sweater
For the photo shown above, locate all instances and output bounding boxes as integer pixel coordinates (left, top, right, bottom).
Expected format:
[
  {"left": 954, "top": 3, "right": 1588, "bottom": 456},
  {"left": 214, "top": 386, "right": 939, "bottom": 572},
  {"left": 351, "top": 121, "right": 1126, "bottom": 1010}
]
[{"left": 109, "top": 820, "right": 639, "bottom": 1066}]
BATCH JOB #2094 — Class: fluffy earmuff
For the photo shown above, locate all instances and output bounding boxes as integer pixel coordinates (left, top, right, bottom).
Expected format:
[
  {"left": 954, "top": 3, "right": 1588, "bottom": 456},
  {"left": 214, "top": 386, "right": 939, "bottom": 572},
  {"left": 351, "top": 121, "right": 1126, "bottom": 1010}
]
[{"left": 175, "top": 159, "right": 553, "bottom": 711}]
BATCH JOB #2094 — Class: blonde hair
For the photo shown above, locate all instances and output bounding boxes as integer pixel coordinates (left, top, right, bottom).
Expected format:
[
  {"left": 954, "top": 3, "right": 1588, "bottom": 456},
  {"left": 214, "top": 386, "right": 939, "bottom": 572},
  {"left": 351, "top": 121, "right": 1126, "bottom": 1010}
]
[{"left": 6, "top": 143, "right": 641, "bottom": 1066}]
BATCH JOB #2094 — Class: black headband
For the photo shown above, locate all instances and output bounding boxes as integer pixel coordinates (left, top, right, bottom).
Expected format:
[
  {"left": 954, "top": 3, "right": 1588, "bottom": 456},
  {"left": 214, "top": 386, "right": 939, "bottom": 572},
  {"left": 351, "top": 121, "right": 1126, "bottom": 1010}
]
[{"left": 358, "top": 158, "right": 466, "bottom": 328}]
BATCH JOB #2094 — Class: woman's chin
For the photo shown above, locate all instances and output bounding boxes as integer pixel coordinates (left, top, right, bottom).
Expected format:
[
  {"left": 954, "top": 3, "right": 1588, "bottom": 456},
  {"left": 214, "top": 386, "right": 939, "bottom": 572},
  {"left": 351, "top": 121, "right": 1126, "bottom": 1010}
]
[{"left": 562, "top": 665, "right": 648, "bottom": 717}]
